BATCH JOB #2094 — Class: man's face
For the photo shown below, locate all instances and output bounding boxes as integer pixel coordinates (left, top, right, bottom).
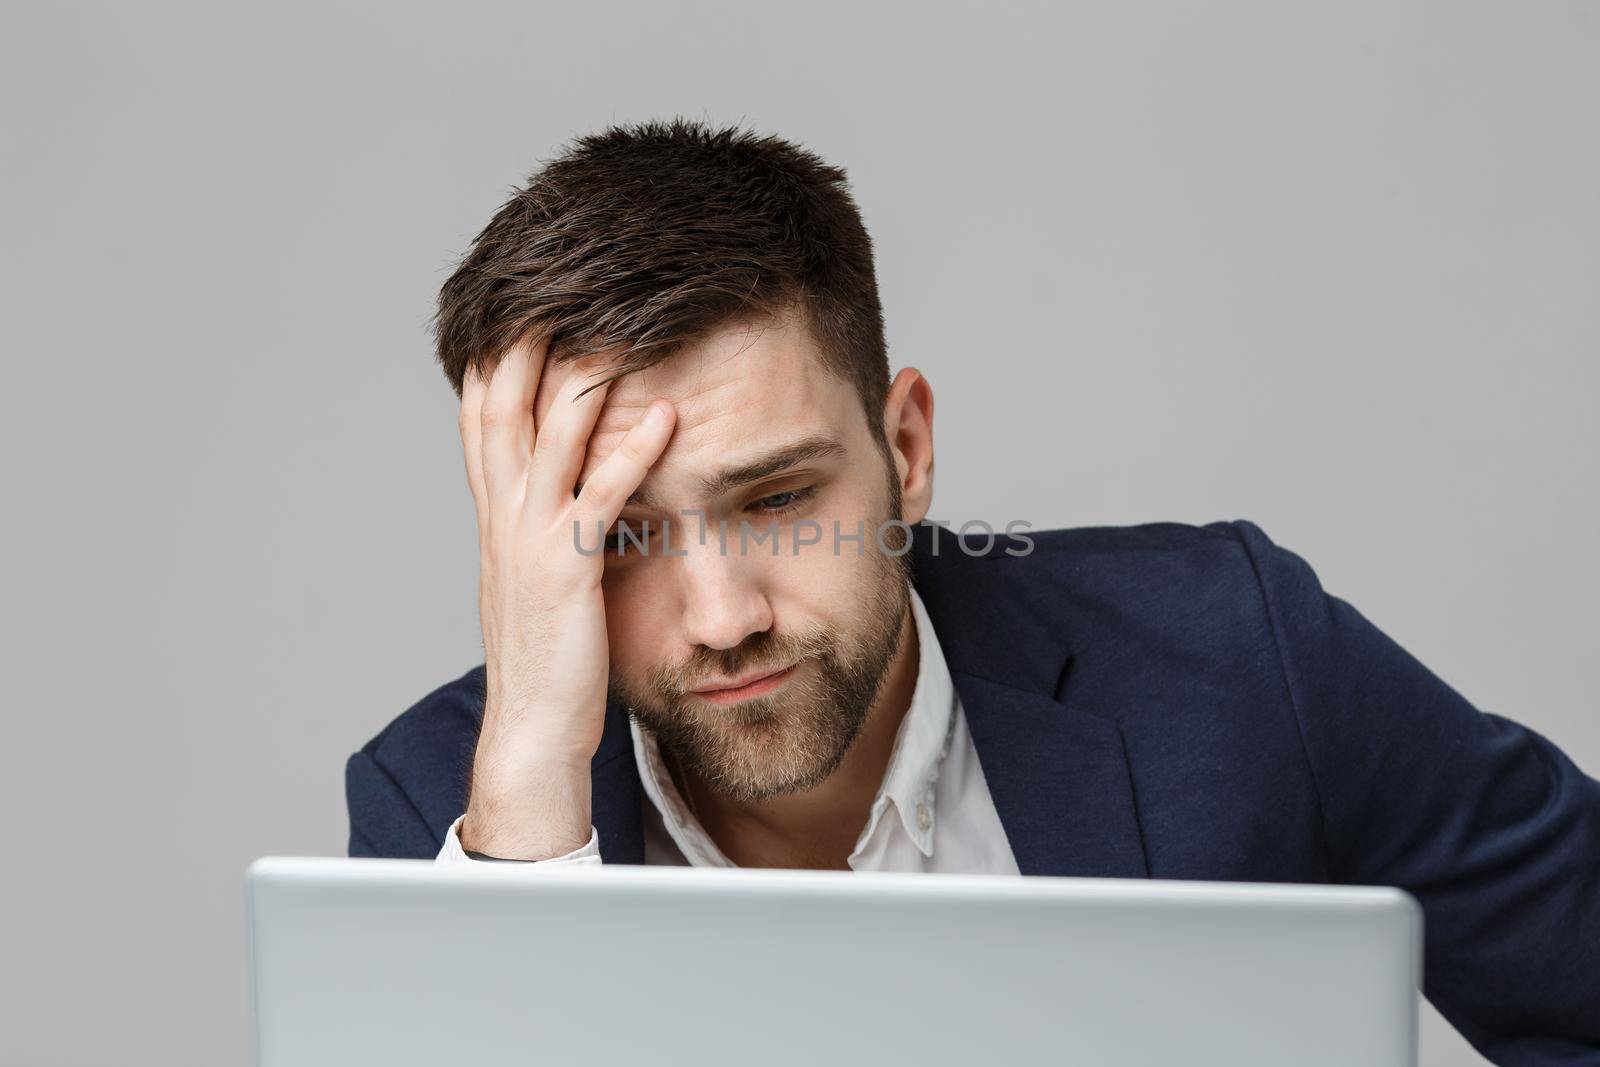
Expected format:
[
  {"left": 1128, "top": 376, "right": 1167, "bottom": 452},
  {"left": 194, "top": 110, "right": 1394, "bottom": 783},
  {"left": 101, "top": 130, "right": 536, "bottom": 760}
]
[{"left": 531, "top": 310, "right": 916, "bottom": 803}]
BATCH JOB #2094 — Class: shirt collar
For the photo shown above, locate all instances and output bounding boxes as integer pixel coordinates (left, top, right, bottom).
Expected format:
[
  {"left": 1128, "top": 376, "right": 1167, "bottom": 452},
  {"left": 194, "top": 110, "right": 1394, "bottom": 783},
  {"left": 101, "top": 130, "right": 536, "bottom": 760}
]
[
  {"left": 866, "top": 585, "right": 958, "bottom": 856},
  {"left": 630, "top": 587, "right": 959, "bottom": 863}
]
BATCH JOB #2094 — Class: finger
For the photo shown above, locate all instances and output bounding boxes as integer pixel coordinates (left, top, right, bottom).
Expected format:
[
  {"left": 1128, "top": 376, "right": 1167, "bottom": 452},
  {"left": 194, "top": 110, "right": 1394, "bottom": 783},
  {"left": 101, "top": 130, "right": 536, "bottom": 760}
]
[
  {"left": 458, "top": 365, "right": 490, "bottom": 538},
  {"left": 573, "top": 400, "right": 676, "bottom": 526},
  {"left": 477, "top": 334, "right": 548, "bottom": 507},
  {"left": 527, "top": 362, "right": 612, "bottom": 506}
]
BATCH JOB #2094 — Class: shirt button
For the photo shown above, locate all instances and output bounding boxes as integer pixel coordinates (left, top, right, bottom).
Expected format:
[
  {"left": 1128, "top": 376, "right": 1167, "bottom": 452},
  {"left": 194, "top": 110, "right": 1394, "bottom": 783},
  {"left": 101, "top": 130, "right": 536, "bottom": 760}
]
[{"left": 916, "top": 801, "right": 932, "bottom": 831}]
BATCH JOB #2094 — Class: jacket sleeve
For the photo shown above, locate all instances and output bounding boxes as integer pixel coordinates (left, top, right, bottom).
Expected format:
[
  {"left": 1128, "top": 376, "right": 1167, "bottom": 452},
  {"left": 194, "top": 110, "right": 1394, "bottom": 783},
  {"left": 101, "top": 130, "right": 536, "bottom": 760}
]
[{"left": 1233, "top": 519, "right": 1600, "bottom": 1065}]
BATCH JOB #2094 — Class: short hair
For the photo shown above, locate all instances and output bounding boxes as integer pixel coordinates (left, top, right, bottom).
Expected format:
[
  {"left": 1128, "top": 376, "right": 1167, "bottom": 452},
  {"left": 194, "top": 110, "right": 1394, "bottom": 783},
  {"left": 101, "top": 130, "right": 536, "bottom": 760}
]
[{"left": 432, "top": 118, "right": 890, "bottom": 434}]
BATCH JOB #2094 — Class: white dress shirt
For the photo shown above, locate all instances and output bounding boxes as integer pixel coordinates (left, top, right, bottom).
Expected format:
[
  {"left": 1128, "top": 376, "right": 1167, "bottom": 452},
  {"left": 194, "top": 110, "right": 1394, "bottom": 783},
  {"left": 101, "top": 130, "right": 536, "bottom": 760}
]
[{"left": 437, "top": 589, "right": 1020, "bottom": 874}]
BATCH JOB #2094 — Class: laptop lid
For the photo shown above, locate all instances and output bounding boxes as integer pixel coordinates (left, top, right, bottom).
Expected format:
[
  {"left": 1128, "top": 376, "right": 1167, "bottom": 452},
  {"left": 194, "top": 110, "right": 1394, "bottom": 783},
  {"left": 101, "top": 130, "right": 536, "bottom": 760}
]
[{"left": 247, "top": 857, "right": 1420, "bottom": 1067}]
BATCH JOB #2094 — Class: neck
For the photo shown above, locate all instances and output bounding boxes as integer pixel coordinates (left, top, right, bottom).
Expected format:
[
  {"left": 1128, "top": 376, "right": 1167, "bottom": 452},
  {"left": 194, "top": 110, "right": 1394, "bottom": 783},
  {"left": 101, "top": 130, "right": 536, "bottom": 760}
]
[{"left": 669, "top": 598, "right": 921, "bottom": 870}]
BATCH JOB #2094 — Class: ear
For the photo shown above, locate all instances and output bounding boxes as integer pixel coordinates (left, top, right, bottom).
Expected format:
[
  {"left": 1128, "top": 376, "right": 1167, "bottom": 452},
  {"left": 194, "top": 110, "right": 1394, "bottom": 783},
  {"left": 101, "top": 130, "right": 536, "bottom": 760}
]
[{"left": 882, "top": 367, "right": 935, "bottom": 526}]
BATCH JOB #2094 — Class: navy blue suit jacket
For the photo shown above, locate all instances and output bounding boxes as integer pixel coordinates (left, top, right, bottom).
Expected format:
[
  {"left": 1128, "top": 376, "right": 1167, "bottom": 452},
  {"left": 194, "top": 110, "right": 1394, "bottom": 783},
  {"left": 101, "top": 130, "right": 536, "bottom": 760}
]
[{"left": 346, "top": 519, "right": 1600, "bottom": 1064}]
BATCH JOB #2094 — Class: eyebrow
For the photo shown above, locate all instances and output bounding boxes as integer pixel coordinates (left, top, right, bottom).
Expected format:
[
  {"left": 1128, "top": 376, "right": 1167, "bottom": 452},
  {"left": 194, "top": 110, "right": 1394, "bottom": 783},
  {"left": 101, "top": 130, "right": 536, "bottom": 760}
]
[{"left": 621, "top": 434, "right": 846, "bottom": 510}]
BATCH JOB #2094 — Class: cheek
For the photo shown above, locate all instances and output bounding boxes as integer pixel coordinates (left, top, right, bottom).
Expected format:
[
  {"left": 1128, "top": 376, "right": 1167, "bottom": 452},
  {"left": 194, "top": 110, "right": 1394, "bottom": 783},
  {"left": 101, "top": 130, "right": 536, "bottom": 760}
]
[
  {"left": 789, "top": 479, "right": 892, "bottom": 564},
  {"left": 764, "top": 540, "right": 879, "bottom": 633},
  {"left": 601, "top": 567, "right": 675, "bottom": 680}
]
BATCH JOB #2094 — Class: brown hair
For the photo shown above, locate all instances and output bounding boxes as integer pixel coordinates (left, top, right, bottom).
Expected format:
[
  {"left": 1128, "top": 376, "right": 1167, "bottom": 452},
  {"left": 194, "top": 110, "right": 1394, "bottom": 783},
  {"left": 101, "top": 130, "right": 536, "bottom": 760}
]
[{"left": 432, "top": 119, "right": 890, "bottom": 433}]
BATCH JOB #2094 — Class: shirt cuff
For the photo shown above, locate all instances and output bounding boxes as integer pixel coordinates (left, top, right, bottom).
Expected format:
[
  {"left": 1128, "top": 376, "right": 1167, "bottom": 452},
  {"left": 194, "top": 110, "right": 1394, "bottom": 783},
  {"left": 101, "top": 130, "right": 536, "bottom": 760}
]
[{"left": 436, "top": 814, "right": 603, "bottom": 866}]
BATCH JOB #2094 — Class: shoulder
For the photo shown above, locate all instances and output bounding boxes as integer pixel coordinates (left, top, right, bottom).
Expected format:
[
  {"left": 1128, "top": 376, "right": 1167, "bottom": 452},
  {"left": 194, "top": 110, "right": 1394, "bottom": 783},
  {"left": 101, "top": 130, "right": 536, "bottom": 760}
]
[
  {"left": 916, "top": 517, "right": 1284, "bottom": 584},
  {"left": 912, "top": 518, "right": 1308, "bottom": 684},
  {"left": 345, "top": 665, "right": 485, "bottom": 852},
  {"left": 988, "top": 517, "right": 1291, "bottom": 577},
  {"left": 356, "top": 663, "right": 486, "bottom": 767},
  {"left": 1033, "top": 517, "right": 1317, "bottom": 622}
]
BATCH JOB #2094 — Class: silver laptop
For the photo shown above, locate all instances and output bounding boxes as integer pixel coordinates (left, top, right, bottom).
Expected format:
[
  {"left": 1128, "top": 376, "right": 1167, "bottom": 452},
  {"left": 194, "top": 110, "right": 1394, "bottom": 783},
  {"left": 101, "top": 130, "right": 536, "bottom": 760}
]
[{"left": 246, "top": 857, "right": 1421, "bottom": 1066}]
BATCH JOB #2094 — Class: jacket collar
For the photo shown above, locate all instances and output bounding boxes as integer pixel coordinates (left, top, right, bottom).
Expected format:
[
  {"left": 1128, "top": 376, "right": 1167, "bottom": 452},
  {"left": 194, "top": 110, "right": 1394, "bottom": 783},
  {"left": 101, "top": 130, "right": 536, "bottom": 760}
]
[{"left": 591, "top": 521, "right": 1150, "bottom": 879}]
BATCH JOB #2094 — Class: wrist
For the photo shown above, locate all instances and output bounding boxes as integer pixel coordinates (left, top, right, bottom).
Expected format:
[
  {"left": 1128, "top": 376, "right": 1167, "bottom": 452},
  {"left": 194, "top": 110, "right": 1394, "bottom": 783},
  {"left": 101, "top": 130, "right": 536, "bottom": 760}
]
[
  {"left": 461, "top": 758, "right": 593, "bottom": 860},
  {"left": 458, "top": 814, "right": 593, "bottom": 861}
]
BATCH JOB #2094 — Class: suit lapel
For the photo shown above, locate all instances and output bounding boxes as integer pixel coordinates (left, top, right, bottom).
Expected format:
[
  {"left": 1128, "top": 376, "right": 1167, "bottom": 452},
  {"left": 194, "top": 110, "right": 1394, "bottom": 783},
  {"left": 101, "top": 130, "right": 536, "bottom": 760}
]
[
  {"left": 955, "top": 671, "right": 1149, "bottom": 878},
  {"left": 910, "top": 521, "right": 1149, "bottom": 879}
]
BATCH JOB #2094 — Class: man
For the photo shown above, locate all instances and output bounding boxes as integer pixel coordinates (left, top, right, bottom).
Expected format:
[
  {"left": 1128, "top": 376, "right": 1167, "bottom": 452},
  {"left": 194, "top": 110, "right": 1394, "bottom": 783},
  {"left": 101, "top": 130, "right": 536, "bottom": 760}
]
[{"left": 346, "top": 120, "right": 1599, "bottom": 1060}]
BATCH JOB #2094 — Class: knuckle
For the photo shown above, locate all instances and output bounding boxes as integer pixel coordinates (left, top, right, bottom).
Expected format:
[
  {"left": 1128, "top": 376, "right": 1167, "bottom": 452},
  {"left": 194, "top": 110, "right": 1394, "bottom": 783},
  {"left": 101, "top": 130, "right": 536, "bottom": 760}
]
[
  {"left": 479, "top": 401, "right": 518, "bottom": 433},
  {"left": 617, "top": 436, "right": 649, "bottom": 466},
  {"left": 582, "top": 473, "right": 620, "bottom": 509},
  {"left": 532, "top": 423, "right": 563, "bottom": 459}
]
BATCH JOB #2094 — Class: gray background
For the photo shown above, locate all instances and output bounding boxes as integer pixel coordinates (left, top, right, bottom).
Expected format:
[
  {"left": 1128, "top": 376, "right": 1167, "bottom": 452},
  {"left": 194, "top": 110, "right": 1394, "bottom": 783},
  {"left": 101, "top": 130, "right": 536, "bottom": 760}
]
[{"left": 2, "top": 2, "right": 1594, "bottom": 1064}]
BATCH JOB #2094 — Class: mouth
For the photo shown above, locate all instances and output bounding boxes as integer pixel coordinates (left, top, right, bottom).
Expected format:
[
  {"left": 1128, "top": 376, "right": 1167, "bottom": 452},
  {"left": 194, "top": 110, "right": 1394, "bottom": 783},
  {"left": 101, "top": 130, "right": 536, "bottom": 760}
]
[{"left": 689, "top": 664, "right": 798, "bottom": 704}]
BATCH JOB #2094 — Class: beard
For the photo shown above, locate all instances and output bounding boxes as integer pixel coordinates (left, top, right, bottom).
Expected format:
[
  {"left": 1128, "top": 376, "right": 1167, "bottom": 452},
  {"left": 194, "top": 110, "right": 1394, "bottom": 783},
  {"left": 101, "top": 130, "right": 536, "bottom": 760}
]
[{"left": 609, "top": 487, "right": 912, "bottom": 804}]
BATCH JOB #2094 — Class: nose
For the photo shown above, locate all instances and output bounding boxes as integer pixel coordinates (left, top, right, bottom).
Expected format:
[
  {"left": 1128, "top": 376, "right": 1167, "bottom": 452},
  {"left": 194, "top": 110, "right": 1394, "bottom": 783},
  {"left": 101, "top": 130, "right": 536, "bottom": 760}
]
[{"left": 674, "top": 527, "right": 774, "bottom": 651}]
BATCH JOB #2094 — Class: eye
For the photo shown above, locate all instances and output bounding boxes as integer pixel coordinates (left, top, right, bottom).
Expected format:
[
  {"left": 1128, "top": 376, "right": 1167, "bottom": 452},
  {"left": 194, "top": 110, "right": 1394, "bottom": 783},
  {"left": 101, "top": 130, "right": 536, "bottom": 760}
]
[
  {"left": 750, "top": 486, "right": 815, "bottom": 514},
  {"left": 603, "top": 518, "right": 658, "bottom": 555}
]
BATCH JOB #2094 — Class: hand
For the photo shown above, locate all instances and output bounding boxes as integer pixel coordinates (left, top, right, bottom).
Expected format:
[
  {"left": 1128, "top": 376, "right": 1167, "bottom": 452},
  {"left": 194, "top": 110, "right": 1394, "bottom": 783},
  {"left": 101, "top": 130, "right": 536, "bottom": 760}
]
[{"left": 456, "top": 335, "right": 676, "bottom": 859}]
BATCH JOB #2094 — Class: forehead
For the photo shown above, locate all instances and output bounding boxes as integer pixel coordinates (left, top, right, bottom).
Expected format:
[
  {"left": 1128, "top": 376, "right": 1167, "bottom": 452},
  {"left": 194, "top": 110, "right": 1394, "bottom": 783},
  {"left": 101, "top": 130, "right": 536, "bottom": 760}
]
[{"left": 533, "top": 311, "right": 865, "bottom": 496}]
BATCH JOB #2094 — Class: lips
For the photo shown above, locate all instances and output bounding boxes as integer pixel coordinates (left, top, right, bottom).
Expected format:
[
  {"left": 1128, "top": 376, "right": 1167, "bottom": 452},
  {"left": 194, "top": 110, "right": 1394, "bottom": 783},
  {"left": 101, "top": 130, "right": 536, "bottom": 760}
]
[{"left": 690, "top": 664, "right": 797, "bottom": 703}]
